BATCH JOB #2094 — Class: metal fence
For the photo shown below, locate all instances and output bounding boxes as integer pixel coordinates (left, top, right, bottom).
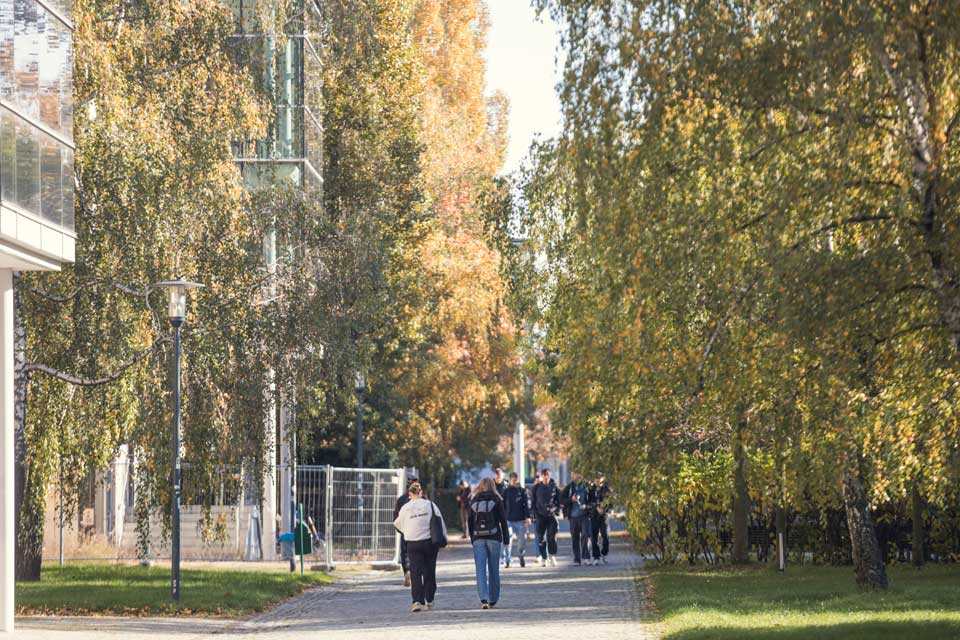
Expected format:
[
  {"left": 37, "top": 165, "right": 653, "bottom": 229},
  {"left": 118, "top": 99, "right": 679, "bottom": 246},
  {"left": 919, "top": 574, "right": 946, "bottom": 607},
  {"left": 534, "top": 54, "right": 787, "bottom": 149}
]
[
  {"left": 43, "top": 459, "right": 404, "bottom": 567},
  {"left": 296, "top": 465, "right": 404, "bottom": 566}
]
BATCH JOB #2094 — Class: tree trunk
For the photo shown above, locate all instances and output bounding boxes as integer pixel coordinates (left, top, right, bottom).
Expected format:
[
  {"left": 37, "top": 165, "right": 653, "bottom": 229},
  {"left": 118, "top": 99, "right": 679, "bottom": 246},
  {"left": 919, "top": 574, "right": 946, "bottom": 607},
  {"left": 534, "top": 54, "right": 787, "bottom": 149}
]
[
  {"left": 731, "top": 418, "right": 749, "bottom": 564},
  {"left": 12, "top": 275, "right": 42, "bottom": 581},
  {"left": 842, "top": 469, "right": 888, "bottom": 589},
  {"left": 911, "top": 482, "right": 924, "bottom": 568}
]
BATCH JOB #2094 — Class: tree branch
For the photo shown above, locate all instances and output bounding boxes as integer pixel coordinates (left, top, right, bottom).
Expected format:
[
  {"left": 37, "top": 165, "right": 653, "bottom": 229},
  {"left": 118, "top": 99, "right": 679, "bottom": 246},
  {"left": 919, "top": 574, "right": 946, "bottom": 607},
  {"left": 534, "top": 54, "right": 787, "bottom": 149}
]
[
  {"left": 789, "top": 214, "right": 898, "bottom": 251},
  {"left": 871, "top": 322, "right": 943, "bottom": 346},
  {"left": 23, "top": 337, "right": 169, "bottom": 387},
  {"left": 697, "top": 277, "right": 759, "bottom": 392},
  {"left": 26, "top": 279, "right": 146, "bottom": 304}
]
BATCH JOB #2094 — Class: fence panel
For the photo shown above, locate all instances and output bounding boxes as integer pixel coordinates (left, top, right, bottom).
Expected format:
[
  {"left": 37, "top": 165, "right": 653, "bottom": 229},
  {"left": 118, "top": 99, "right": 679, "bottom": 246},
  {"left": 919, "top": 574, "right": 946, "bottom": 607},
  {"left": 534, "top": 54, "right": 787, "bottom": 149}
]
[
  {"left": 326, "top": 467, "right": 404, "bottom": 565},
  {"left": 294, "top": 465, "right": 328, "bottom": 562}
]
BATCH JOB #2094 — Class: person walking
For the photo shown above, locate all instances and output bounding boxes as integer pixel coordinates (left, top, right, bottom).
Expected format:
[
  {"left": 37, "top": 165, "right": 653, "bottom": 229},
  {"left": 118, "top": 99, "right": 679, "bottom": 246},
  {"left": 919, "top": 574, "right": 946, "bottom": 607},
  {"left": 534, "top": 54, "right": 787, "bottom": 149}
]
[
  {"left": 591, "top": 471, "right": 613, "bottom": 564},
  {"left": 394, "top": 475, "right": 419, "bottom": 586},
  {"left": 503, "top": 472, "right": 531, "bottom": 568},
  {"left": 492, "top": 468, "right": 510, "bottom": 565},
  {"left": 393, "top": 481, "right": 447, "bottom": 612},
  {"left": 563, "top": 471, "right": 594, "bottom": 566},
  {"left": 530, "top": 467, "right": 560, "bottom": 567},
  {"left": 456, "top": 480, "right": 471, "bottom": 539},
  {"left": 529, "top": 471, "right": 541, "bottom": 559},
  {"left": 468, "top": 476, "right": 510, "bottom": 609}
]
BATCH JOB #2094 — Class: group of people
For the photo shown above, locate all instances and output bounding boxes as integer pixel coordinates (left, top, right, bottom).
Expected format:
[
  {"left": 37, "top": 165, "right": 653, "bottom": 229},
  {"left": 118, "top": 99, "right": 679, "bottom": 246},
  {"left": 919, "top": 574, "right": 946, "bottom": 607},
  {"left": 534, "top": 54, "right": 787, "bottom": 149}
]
[{"left": 393, "top": 467, "right": 614, "bottom": 612}]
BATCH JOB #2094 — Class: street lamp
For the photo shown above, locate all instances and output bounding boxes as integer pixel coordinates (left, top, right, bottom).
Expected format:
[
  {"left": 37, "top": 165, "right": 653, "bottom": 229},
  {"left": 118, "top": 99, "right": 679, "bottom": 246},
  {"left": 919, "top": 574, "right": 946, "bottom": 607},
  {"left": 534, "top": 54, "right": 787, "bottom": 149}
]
[
  {"left": 152, "top": 278, "right": 204, "bottom": 602},
  {"left": 355, "top": 371, "right": 365, "bottom": 469}
]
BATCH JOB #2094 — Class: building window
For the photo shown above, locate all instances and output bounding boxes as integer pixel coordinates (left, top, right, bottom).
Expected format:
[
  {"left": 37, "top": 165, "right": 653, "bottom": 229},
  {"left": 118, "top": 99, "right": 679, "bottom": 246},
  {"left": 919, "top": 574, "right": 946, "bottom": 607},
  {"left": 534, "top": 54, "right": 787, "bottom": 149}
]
[
  {"left": 15, "top": 114, "right": 38, "bottom": 211},
  {"left": 0, "top": 0, "right": 73, "bottom": 234}
]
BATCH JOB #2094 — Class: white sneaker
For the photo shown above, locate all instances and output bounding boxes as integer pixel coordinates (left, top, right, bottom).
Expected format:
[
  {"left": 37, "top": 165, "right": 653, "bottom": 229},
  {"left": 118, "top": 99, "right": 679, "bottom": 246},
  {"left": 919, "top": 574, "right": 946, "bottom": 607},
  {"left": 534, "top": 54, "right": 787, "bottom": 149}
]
[
  {"left": 602, "top": 556, "right": 608, "bottom": 564},
  {"left": 548, "top": 555, "right": 558, "bottom": 567},
  {"left": 411, "top": 602, "right": 422, "bottom": 612},
  {"left": 593, "top": 558, "right": 600, "bottom": 566},
  {"left": 425, "top": 601, "right": 433, "bottom": 610}
]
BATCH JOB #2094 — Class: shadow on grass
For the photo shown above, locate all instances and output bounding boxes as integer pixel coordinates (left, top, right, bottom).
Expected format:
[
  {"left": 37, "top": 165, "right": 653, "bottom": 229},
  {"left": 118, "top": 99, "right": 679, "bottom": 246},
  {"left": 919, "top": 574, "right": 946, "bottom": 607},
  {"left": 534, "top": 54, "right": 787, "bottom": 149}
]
[
  {"left": 650, "top": 564, "right": 960, "bottom": 640},
  {"left": 664, "top": 620, "right": 960, "bottom": 640},
  {"left": 652, "top": 564, "right": 960, "bottom": 616},
  {"left": 16, "top": 564, "right": 332, "bottom": 616}
]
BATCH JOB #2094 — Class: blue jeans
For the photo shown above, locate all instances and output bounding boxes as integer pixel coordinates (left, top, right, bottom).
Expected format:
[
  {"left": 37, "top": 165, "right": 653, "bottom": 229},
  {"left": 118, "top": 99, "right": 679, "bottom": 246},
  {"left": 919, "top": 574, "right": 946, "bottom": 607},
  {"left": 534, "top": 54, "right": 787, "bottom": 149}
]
[
  {"left": 472, "top": 539, "right": 502, "bottom": 603},
  {"left": 506, "top": 521, "right": 528, "bottom": 564}
]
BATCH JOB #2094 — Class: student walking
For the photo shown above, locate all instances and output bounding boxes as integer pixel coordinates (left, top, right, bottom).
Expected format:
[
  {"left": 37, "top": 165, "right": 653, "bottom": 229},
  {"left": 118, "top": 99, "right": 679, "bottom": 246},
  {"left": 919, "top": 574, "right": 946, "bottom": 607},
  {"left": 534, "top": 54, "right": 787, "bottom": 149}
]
[
  {"left": 563, "top": 471, "right": 595, "bottom": 566},
  {"left": 456, "top": 480, "right": 471, "bottom": 539},
  {"left": 492, "top": 468, "right": 510, "bottom": 565},
  {"left": 468, "top": 477, "right": 510, "bottom": 609},
  {"left": 393, "top": 475, "right": 420, "bottom": 586},
  {"left": 393, "top": 482, "right": 447, "bottom": 612},
  {"left": 591, "top": 471, "right": 613, "bottom": 563},
  {"left": 503, "top": 472, "right": 531, "bottom": 568},
  {"left": 529, "top": 471, "right": 541, "bottom": 558},
  {"left": 530, "top": 468, "right": 560, "bottom": 566}
]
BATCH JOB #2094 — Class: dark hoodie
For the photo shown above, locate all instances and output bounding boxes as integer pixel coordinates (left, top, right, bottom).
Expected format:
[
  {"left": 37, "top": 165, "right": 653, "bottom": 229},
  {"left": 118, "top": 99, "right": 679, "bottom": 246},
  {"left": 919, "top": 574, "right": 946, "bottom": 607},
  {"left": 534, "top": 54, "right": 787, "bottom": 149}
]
[
  {"left": 531, "top": 479, "right": 561, "bottom": 517},
  {"left": 468, "top": 491, "right": 510, "bottom": 544},
  {"left": 503, "top": 484, "right": 530, "bottom": 521}
]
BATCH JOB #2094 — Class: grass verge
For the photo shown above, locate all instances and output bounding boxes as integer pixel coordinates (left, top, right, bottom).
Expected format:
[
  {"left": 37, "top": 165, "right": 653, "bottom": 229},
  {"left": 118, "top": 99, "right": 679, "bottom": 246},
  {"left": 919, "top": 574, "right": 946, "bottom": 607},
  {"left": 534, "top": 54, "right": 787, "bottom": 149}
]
[
  {"left": 645, "top": 562, "right": 960, "bottom": 639},
  {"left": 16, "top": 563, "right": 334, "bottom": 617}
]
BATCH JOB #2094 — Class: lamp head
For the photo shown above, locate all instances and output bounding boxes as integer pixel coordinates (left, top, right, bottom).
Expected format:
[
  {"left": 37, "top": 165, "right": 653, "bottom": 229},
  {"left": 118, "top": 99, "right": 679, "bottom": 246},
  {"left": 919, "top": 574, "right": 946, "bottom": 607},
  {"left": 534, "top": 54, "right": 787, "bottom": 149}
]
[{"left": 152, "top": 279, "right": 204, "bottom": 322}]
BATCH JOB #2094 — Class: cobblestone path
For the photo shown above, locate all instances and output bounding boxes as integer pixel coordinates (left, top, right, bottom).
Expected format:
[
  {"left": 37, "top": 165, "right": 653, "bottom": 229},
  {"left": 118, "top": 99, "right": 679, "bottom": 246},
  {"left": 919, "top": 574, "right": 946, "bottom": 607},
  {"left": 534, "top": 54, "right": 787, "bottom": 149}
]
[{"left": 11, "top": 535, "right": 655, "bottom": 639}]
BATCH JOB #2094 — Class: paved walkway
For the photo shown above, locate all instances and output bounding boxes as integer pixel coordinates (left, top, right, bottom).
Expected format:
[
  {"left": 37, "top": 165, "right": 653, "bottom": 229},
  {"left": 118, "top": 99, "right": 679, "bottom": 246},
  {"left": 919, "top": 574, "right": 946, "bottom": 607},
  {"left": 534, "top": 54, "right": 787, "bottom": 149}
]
[{"left": 8, "top": 535, "right": 655, "bottom": 639}]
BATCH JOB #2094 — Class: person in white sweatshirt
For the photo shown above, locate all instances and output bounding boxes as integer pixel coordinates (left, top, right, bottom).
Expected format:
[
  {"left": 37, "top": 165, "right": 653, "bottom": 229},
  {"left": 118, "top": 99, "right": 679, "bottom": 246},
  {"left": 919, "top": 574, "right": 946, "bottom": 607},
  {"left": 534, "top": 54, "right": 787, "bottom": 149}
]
[{"left": 393, "top": 482, "right": 447, "bottom": 612}]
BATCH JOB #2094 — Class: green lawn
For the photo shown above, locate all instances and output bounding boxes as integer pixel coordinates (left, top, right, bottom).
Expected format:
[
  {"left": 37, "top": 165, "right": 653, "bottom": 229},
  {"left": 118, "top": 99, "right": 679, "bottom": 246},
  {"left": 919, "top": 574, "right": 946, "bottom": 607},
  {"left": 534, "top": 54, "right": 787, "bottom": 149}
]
[
  {"left": 646, "top": 563, "right": 960, "bottom": 639},
  {"left": 16, "top": 564, "right": 333, "bottom": 617}
]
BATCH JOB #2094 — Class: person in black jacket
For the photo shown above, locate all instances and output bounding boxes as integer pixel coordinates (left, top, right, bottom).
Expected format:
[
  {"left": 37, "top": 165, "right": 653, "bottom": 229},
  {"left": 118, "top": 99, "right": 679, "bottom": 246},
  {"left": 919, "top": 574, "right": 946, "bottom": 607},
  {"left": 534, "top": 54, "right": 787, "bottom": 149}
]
[
  {"left": 530, "top": 468, "right": 561, "bottom": 567},
  {"left": 394, "top": 475, "right": 419, "bottom": 587},
  {"left": 562, "top": 471, "right": 595, "bottom": 566},
  {"left": 456, "top": 480, "right": 472, "bottom": 539},
  {"left": 503, "top": 472, "right": 531, "bottom": 568},
  {"left": 591, "top": 471, "right": 613, "bottom": 563},
  {"left": 468, "top": 477, "right": 510, "bottom": 609},
  {"left": 493, "top": 468, "right": 510, "bottom": 565}
]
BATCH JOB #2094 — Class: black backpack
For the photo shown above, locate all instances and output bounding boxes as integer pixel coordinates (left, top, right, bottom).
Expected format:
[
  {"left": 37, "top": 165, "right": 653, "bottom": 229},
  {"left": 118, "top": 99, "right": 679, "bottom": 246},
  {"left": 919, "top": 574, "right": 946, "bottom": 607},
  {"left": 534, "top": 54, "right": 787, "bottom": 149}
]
[{"left": 471, "top": 495, "right": 499, "bottom": 537}]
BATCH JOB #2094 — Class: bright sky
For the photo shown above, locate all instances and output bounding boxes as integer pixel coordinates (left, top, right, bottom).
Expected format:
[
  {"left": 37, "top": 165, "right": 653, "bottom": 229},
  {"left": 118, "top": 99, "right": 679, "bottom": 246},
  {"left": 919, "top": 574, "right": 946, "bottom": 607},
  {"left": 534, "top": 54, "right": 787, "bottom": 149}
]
[{"left": 485, "top": 0, "right": 564, "bottom": 176}]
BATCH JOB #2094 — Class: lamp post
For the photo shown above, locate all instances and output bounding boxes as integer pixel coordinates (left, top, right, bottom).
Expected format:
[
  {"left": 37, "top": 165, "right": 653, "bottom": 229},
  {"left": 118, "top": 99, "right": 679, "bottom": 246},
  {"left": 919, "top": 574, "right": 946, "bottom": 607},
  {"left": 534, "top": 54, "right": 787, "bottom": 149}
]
[
  {"left": 355, "top": 371, "right": 365, "bottom": 469},
  {"left": 152, "top": 278, "right": 204, "bottom": 602}
]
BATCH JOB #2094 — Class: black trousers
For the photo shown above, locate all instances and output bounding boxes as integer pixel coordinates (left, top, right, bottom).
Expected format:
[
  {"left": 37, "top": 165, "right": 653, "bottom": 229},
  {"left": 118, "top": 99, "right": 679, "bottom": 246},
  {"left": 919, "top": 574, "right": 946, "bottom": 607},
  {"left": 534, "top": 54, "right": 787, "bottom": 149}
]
[
  {"left": 536, "top": 514, "right": 558, "bottom": 558},
  {"left": 399, "top": 534, "right": 409, "bottom": 572},
  {"left": 570, "top": 515, "right": 591, "bottom": 562},
  {"left": 406, "top": 539, "right": 438, "bottom": 605},
  {"left": 591, "top": 514, "right": 609, "bottom": 558}
]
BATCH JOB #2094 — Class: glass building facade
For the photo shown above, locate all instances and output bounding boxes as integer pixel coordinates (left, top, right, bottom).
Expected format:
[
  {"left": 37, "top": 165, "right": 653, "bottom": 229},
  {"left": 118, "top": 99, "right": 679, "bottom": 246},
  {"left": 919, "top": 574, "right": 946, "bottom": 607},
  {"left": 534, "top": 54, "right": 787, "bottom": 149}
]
[
  {"left": 0, "top": 0, "right": 74, "bottom": 261},
  {"left": 228, "top": 0, "right": 322, "bottom": 192}
]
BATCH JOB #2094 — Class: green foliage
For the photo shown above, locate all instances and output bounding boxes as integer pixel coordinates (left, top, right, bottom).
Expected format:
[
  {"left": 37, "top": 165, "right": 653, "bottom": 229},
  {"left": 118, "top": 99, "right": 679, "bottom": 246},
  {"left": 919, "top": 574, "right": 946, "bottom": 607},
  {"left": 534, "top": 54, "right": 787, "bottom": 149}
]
[{"left": 512, "top": 0, "right": 960, "bottom": 577}]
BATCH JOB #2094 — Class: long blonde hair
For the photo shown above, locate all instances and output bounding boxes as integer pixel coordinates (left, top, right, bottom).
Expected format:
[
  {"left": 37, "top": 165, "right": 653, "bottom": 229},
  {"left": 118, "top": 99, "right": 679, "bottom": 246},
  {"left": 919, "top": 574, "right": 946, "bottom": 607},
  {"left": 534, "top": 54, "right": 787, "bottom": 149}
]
[{"left": 473, "top": 476, "right": 500, "bottom": 499}]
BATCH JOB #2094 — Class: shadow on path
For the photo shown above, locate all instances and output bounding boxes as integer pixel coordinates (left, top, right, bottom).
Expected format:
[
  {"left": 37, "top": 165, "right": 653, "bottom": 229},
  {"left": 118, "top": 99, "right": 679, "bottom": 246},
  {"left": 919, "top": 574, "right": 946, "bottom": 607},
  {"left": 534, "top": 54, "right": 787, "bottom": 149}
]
[{"left": 237, "top": 536, "right": 649, "bottom": 638}]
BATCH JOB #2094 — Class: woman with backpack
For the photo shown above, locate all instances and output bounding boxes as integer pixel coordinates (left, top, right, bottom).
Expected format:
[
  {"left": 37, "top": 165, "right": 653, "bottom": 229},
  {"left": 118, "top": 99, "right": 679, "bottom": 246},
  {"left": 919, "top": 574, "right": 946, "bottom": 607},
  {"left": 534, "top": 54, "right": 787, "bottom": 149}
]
[
  {"left": 468, "top": 476, "right": 510, "bottom": 609},
  {"left": 393, "top": 482, "right": 447, "bottom": 612}
]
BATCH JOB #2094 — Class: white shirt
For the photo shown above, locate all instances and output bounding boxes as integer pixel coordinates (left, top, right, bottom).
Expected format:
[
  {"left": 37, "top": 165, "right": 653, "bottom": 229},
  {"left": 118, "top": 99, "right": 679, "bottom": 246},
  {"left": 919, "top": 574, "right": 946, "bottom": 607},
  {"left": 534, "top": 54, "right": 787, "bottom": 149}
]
[{"left": 394, "top": 497, "right": 447, "bottom": 542}]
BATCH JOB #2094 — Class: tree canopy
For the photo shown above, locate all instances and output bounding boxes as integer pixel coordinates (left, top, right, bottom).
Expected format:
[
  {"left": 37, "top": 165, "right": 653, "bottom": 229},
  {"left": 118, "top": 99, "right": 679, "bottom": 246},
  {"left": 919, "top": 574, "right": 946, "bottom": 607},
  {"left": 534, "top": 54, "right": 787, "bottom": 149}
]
[{"left": 512, "top": 0, "right": 960, "bottom": 587}]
